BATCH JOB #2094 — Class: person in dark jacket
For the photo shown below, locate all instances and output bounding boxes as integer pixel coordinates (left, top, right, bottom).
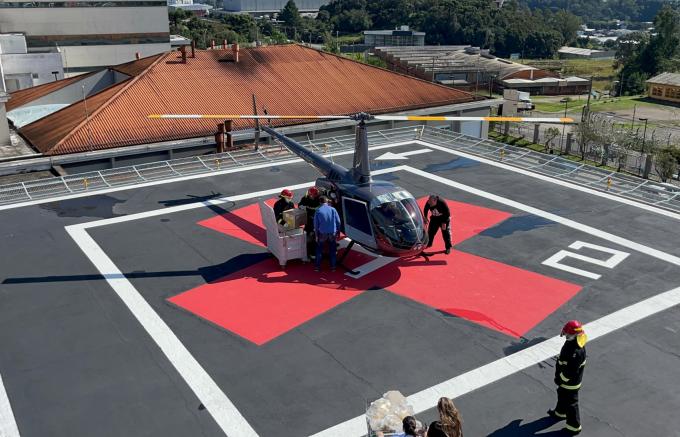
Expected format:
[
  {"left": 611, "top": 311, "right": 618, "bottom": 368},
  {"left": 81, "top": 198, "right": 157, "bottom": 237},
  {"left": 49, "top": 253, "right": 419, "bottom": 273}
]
[
  {"left": 273, "top": 188, "right": 295, "bottom": 226},
  {"left": 299, "top": 187, "right": 321, "bottom": 257},
  {"left": 423, "top": 195, "right": 452, "bottom": 254},
  {"left": 548, "top": 320, "right": 587, "bottom": 435}
]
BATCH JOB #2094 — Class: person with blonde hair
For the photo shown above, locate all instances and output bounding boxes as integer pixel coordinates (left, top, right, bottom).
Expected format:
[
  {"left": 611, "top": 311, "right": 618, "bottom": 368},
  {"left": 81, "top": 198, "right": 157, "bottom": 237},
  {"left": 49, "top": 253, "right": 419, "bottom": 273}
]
[{"left": 427, "top": 397, "right": 462, "bottom": 437}]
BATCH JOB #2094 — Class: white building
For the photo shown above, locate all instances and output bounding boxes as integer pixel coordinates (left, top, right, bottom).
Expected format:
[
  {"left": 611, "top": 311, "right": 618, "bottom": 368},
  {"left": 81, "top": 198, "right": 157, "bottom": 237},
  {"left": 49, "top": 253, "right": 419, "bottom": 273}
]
[
  {"left": 0, "top": 0, "right": 170, "bottom": 76},
  {"left": 0, "top": 33, "right": 64, "bottom": 91}
]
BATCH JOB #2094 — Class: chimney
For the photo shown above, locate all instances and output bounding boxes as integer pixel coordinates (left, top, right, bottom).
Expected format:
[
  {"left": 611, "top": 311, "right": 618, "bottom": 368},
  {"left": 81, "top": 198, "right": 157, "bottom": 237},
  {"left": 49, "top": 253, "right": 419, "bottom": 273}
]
[
  {"left": 210, "top": 40, "right": 215, "bottom": 50},
  {"left": 135, "top": 52, "right": 140, "bottom": 60},
  {"left": 223, "top": 39, "right": 227, "bottom": 49},
  {"left": 215, "top": 123, "right": 225, "bottom": 153},
  {"left": 180, "top": 45, "right": 187, "bottom": 63},
  {"left": 191, "top": 40, "right": 196, "bottom": 58},
  {"left": 225, "top": 120, "right": 233, "bottom": 149},
  {"left": 232, "top": 43, "right": 239, "bottom": 63}
]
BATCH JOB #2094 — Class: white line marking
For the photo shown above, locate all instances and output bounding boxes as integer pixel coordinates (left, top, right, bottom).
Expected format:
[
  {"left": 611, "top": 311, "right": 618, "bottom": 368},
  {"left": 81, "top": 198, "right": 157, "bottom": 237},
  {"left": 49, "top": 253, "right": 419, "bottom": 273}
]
[
  {"left": 412, "top": 140, "right": 680, "bottom": 222},
  {"left": 313, "top": 286, "right": 680, "bottom": 436},
  {"left": 374, "top": 149, "right": 432, "bottom": 160},
  {"left": 542, "top": 241, "right": 630, "bottom": 280},
  {"left": 65, "top": 226, "right": 258, "bottom": 437},
  {"left": 61, "top": 151, "right": 680, "bottom": 437},
  {"left": 0, "top": 142, "right": 417, "bottom": 212},
  {"left": 402, "top": 166, "right": 680, "bottom": 267},
  {"left": 311, "top": 166, "right": 680, "bottom": 436},
  {"left": 0, "top": 372, "right": 20, "bottom": 437},
  {"left": 64, "top": 166, "right": 406, "bottom": 436},
  {"left": 78, "top": 167, "right": 406, "bottom": 230}
]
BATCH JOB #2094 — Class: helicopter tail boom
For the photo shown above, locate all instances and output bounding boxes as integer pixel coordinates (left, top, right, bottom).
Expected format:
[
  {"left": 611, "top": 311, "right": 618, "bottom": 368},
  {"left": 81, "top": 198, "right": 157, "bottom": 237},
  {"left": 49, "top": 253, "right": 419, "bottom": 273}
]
[{"left": 261, "top": 126, "right": 348, "bottom": 182}]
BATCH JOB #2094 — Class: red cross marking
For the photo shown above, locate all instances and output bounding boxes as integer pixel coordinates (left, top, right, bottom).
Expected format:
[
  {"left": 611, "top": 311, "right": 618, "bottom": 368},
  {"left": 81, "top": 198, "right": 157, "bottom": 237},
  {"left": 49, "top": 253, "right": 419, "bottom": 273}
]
[{"left": 168, "top": 197, "right": 581, "bottom": 345}]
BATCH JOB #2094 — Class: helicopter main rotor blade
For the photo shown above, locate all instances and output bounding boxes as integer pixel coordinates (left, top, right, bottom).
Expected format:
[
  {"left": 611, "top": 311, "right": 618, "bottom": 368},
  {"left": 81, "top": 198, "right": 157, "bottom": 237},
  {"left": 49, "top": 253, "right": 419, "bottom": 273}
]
[
  {"left": 373, "top": 115, "right": 575, "bottom": 123},
  {"left": 148, "top": 114, "right": 351, "bottom": 120}
]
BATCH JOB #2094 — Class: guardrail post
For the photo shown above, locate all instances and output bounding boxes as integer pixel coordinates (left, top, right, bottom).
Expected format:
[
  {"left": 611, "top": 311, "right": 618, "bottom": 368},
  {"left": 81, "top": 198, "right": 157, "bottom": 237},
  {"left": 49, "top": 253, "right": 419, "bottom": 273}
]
[{"left": 533, "top": 124, "right": 540, "bottom": 144}]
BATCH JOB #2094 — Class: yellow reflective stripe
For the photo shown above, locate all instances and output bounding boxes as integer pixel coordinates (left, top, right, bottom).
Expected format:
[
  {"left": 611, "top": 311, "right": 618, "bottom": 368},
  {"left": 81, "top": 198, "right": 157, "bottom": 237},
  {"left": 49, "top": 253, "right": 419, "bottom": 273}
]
[
  {"left": 560, "top": 373, "right": 570, "bottom": 382},
  {"left": 565, "top": 423, "right": 582, "bottom": 432},
  {"left": 554, "top": 411, "right": 567, "bottom": 418},
  {"left": 580, "top": 359, "right": 586, "bottom": 367},
  {"left": 558, "top": 360, "right": 567, "bottom": 365},
  {"left": 406, "top": 116, "right": 447, "bottom": 121},
  {"left": 560, "top": 382, "right": 582, "bottom": 390}
]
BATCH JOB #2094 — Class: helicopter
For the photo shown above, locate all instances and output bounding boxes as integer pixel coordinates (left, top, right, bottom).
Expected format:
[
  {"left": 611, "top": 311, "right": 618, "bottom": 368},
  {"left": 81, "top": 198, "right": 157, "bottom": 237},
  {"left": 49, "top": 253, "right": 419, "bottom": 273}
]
[{"left": 149, "top": 111, "right": 574, "bottom": 261}]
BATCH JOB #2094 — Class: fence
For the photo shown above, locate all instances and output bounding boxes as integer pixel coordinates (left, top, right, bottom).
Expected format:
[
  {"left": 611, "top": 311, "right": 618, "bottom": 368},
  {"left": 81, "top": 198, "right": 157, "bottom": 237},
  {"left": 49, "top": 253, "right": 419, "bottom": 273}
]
[
  {"left": 494, "top": 121, "right": 680, "bottom": 181},
  {"left": 1, "top": 125, "right": 678, "bottom": 214}
]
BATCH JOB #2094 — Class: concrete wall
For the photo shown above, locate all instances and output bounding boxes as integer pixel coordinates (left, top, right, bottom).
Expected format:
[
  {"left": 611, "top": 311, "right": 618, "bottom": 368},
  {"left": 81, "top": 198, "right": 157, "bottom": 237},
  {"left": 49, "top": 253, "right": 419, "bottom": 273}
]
[
  {"left": 59, "top": 43, "right": 169, "bottom": 72},
  {"left": 1, "top": 52, "right": 64, "bottom": 88},
  {"left": 0, "top": 6, "right": 170, "bottom": 70},
  {"left": 0, "top": 34, "right": 28, "bottom": 54},
  {"left": 10, "top": 69, "right": 125, "bottom": 110},
  {"left": 222, "top": 0, "right": 329, "bottom": 11},
  {"left": 0, "top": 7, "right": 169, "bottom": 36}
]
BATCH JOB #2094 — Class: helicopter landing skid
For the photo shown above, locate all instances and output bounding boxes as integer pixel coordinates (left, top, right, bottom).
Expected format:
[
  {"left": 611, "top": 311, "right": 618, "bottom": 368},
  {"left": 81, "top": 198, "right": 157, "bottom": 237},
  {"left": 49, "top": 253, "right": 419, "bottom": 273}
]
[{"left": 337, "top": 240, "right": 360, "bottom": 275}]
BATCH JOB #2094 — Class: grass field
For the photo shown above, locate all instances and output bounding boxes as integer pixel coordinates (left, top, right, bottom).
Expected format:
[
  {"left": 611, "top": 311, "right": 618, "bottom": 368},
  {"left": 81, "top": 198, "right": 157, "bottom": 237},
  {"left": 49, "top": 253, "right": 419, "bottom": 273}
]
[
  {"left": 519, "top": 58, "right": 617, "bottom": 91},
  {"left": 532, "top": 95, "right": 661, "bottom": 113}
]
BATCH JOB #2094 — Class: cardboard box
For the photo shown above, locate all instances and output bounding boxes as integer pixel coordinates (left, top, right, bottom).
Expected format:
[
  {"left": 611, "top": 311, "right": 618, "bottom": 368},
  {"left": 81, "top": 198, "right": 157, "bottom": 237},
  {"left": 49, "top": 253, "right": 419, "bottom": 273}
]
[{"left": 283, "top": 208, "right": 307, "bottom": 229}]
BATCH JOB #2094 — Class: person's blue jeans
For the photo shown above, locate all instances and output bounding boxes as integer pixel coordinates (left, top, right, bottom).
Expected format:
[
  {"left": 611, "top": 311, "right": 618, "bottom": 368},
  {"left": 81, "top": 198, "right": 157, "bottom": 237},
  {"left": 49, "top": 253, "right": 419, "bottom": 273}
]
[{"left": 316, "top": 233, "right": 337, "bottom": 269}]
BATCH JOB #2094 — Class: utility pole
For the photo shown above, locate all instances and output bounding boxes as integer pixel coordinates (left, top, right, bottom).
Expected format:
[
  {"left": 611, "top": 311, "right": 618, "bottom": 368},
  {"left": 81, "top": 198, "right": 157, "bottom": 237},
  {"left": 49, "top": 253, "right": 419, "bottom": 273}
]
[
  {"left": 631, "top": 104, "right": 636, "bottom": 129},
  {"left": 586, "top": 76, "right": 592, "bottom": 110},
  {"left": 618, "top": 71, "right": 624, "bottom": 97}
]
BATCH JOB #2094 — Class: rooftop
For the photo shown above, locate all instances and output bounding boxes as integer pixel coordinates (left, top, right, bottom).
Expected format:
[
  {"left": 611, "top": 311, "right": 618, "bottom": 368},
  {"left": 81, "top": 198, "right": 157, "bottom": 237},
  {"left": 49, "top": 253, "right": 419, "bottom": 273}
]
[
  {"left": 647, "top": 72, "right": 680, "bottom": 86},
  {"left": 10, "top": 44, "right": 476, "bottom": 156}
]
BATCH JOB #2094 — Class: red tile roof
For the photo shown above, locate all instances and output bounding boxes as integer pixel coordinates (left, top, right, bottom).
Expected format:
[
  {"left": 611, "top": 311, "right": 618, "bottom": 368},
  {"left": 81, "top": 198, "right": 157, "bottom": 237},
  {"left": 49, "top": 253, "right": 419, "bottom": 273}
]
[{"left": 19, "top": 45, "right": 477, "bottom": 155}]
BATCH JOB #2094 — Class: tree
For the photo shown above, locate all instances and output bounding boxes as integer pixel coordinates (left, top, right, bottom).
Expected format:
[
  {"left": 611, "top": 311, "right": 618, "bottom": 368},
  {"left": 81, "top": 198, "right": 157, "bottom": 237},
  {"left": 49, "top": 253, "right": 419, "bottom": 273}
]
[
  {"left": 551, "top": 10, "right": 581, "bottom": 46},
  {"left": 654, "top": 147, "right": 679, "bottom": 182},
  {"left": 575, "top": 112, "right": 600, "bottom": 161},
  {"left": 280, "top": 0, "right": 302, "bottom": 35},
  {"left": 544, "top": 127, "right": 560, "bottom": 152}
]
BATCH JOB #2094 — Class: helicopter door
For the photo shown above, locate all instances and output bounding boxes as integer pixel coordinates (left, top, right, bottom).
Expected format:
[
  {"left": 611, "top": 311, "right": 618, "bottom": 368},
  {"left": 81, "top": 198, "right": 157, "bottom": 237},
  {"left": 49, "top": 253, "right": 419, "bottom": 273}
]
[{"left": 341, "top": 197, "right": 377, "bottom": 250}]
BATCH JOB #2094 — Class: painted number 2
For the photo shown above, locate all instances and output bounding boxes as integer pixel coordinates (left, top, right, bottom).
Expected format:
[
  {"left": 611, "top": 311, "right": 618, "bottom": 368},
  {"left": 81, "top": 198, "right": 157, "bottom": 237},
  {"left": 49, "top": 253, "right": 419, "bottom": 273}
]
[{"left": 542, "top": 241, "right": 630, "bottom": 280}]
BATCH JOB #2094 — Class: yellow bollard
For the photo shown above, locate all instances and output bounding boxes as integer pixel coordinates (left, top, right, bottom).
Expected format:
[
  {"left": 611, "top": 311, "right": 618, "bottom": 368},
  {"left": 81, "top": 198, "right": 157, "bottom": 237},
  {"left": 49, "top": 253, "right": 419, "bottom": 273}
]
[
  {"left": 606, "top": 177, "right": 612, "bottom": 191},
  {"left": 324, "top": 144, "right": 330, "bottom": 153},
  {"left": 500, "top": 149, "right": 505, "bottom": 161},
  {"left": 83, "top": 178, "right": 89, "bottom": 189},
  {"left": 215, "top": 159, "right": 220, "bottom": 170}
]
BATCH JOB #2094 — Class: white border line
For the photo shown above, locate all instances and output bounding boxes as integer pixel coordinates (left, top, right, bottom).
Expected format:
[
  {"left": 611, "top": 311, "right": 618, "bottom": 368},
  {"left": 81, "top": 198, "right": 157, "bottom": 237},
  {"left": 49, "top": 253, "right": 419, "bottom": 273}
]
[
  {"left": 412, "top": 140, "right": 680, "bottom": 222},
  {"left": 0, "top": 142, "right": 417, "bottom": 212},
  {"left": 313, "top": 286, "right": 680, "bottom": 436},
  {"left": 0, "top": 372, "right": 20, "bottom": 437},
  {"left": 65, "top": 163, "right": 680, "bottom": 437}
]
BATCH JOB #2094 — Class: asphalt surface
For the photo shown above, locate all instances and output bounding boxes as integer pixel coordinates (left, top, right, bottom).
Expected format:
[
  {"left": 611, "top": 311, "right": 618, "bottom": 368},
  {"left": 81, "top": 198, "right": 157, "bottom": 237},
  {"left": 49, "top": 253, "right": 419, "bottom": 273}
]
[{"left": 1, "top": 141, "right": 679, "bottom": 437}]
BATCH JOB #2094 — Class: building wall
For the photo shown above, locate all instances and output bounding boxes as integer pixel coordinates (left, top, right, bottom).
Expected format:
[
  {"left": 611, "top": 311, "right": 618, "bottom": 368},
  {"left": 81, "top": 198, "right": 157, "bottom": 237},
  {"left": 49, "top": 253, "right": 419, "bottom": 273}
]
[
  {"left": 59, "top": 43, "right": 169, "bottom": 74},
  {"left": 0, "top": 4, "right": 170, "bottom": 70},
  {"left": 1, "top": 52, "right": 64, "bottom": 90},
  {"left": 364, "top": 33, "right": 425, "bottom": 47},
  {"left": 222, "top": 0, "right": 329, "bottom": 12},
  {"left": 648, "top": 84, "right": 680, "bottom": 103}
]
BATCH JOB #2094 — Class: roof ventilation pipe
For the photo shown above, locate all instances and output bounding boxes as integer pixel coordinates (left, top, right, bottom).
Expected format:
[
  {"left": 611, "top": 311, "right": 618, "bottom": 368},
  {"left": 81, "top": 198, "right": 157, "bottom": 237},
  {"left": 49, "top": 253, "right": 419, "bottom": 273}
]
[
  {"left": 232, "top": 43, "right": 239, "bottom": 63},
  {"left": 135, "top": 52, "right": 140, "bottom": 60}
]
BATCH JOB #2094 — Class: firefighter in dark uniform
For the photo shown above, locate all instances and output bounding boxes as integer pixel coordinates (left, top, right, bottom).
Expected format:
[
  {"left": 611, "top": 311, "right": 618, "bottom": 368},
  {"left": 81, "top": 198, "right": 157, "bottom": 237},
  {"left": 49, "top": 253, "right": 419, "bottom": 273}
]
[
  {"left": 273, "top": 189, "right": 295, "bottom": 226},
  {"left": 298, "top": 187, "right": 321, "bottom": 257},
  {"left": 423, "top": 194, "right": 452, "bottom": 254},
  {"left": 548, "top": 320, "right": 587, "bottom": 435}
]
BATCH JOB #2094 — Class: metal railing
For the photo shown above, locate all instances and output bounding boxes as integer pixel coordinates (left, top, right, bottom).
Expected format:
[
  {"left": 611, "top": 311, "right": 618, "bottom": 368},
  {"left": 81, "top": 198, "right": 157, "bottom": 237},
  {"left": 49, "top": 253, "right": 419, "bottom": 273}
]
[
  {"left": 0, "top": 126, "right": 419, "bottom": 207},
  {"left": 0, "top": 125, "right": 678, "bottom": 215}
]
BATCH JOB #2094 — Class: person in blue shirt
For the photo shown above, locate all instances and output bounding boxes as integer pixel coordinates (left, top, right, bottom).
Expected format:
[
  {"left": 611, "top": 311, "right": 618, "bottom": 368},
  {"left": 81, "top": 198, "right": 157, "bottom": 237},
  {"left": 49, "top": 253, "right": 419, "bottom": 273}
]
[{"left": 313, "top": 196, "right": 341, "bottom": 271}]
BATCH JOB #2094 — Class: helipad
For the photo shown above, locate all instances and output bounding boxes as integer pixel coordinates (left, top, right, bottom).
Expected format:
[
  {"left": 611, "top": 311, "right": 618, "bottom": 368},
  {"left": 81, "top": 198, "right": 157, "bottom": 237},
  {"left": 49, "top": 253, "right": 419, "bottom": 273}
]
[{"left": 1, "top": 128, "right": 679, "bottom": 437}]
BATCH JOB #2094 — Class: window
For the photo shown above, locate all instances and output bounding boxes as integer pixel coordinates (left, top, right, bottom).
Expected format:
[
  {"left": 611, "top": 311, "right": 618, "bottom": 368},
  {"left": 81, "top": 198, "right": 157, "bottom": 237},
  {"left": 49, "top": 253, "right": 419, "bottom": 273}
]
[{"left": 31, "top": 73, "right": 39, "bottom": 79}]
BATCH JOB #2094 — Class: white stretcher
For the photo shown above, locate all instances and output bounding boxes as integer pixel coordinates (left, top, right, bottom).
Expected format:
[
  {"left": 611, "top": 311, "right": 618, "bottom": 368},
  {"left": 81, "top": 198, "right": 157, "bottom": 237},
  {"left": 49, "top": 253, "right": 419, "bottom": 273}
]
[{"left": 259, "top": 201, "right": 308, "bottom": 268}]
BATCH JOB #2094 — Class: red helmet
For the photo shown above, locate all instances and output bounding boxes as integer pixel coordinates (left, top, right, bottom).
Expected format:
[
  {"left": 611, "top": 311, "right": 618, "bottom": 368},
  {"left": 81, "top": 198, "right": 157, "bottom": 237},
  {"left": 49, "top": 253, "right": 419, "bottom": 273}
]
[
  {"left": 561, "top": 320, "right": 584, "bottom": 336},
  {"left": 280, "top": 189, "right": 293, "bottom": 199},
  {"left": 308, "top": 187, "right": 319, "bottom": 197}
]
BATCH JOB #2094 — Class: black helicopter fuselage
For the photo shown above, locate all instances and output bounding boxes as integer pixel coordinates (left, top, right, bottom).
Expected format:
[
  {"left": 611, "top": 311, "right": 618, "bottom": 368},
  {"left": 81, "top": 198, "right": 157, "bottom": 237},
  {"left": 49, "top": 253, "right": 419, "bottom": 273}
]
[
  {"left": 332, "top": 179, "right": 428, "bottom": 258},
  {"left": 263, "top": 123, "right": 429, "bottom": 258}
]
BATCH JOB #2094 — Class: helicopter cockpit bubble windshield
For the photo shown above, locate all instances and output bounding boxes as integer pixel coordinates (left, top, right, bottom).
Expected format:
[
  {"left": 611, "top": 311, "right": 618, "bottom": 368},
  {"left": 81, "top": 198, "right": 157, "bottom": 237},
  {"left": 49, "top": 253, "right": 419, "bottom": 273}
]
[{"left": 369, "top": 190, "right": 427, "bottom": 252}]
